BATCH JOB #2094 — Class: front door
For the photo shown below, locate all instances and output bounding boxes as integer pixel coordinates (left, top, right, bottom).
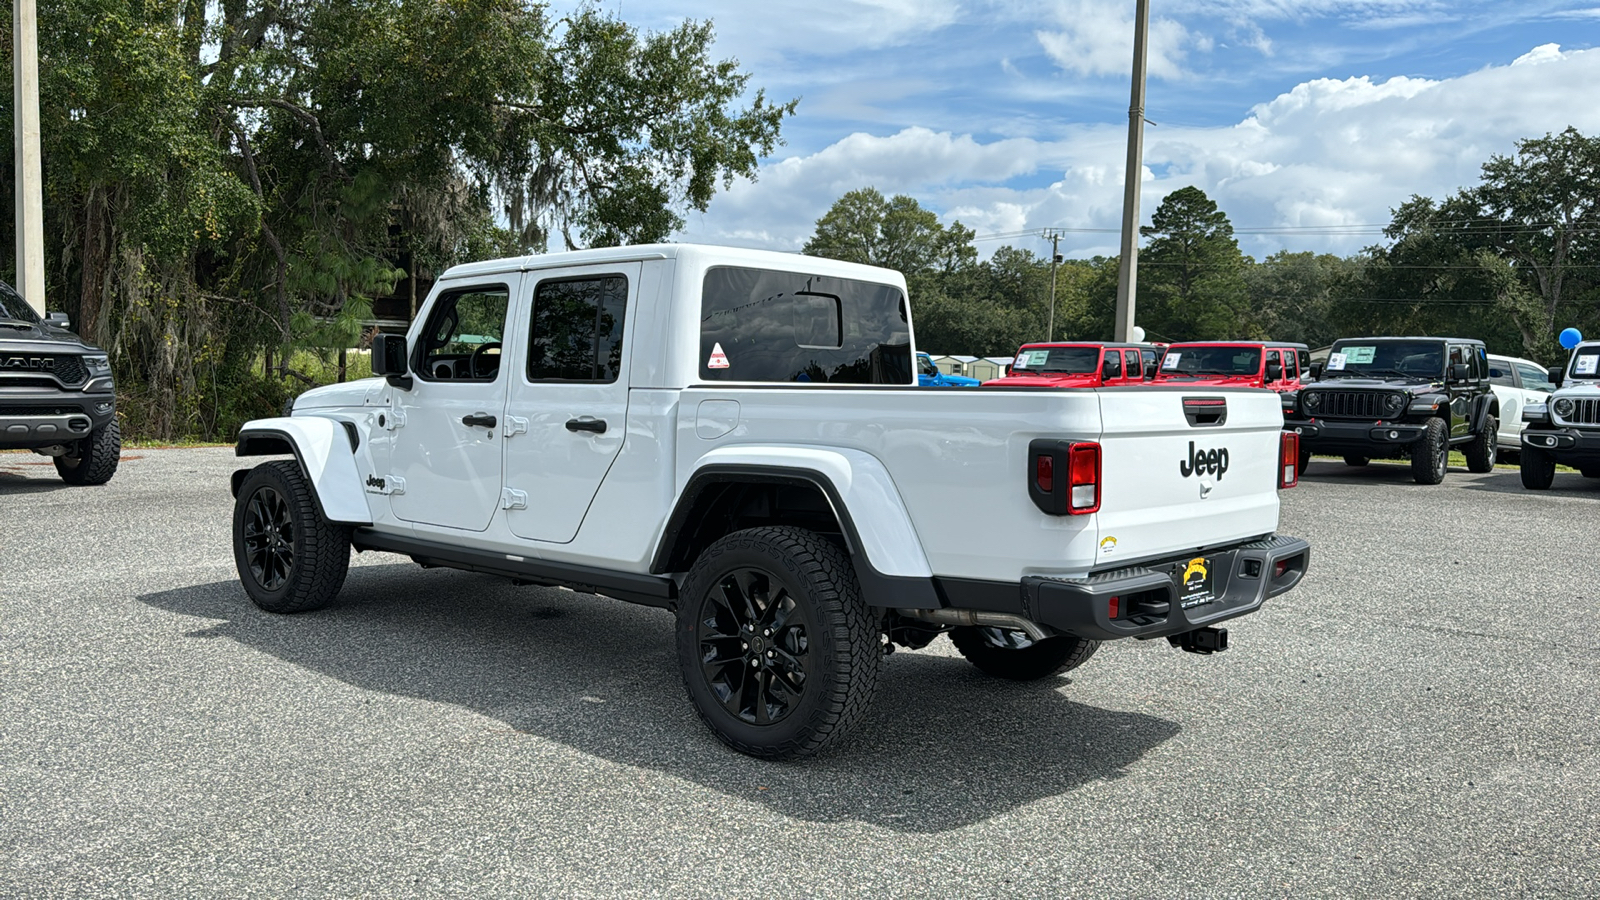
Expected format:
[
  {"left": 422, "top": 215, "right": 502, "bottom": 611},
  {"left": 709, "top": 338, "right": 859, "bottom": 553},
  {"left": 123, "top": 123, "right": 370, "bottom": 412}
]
[
  {"left": 1447, "top": 344, "right": 1473, "bottom": 437},
  {"left": 389, "top": 279, "right": 516, "bottom": 531},
  {"left": 502, "top": 263, "right": 640, "bottom": 543}
]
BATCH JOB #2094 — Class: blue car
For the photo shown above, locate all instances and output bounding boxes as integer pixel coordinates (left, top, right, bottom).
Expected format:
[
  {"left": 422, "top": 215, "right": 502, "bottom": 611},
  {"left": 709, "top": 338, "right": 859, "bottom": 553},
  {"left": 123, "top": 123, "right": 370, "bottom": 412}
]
[{"left": 918, "top": 352, "right": 982, "bottom": 387}]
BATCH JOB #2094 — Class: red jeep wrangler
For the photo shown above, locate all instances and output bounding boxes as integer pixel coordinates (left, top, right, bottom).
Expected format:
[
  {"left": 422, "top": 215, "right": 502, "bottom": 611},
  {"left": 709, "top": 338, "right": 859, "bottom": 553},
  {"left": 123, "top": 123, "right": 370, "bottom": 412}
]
[
  {"left": 983, "top": 342, "right": 1155, "bottom": 388},
  {"left": 1152, "top": 341, "right": 1309, "bottom": 396}
]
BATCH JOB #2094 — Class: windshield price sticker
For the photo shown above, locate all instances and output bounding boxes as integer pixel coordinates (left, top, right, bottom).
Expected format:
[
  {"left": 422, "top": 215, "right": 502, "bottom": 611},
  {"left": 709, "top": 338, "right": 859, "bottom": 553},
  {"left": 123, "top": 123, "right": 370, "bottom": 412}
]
[
  {"left": 1576, "top": 354, "right": 1599, "bottom": 376},
  {"left": 1326, "top": 352, "right": 1348, "bottom": 371},
  {"left": 1019, "top": 349, "right": 1050, "bottom": 368},
  {"left": 1162, "top": 353, "right": 1182, "bottom": 371},
  {"left": 1343, "top": 346, "right": 1376, "bottom": 364}
]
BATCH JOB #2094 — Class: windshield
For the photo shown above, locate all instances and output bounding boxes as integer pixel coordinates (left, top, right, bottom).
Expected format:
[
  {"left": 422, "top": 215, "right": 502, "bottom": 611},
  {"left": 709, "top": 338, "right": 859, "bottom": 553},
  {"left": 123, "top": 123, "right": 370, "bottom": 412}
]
[
  {"left": 0, "top": 279, "right": 40, "bottom": 325},
  {"left": 1570, "top": 348, "right": 1600, "bottom": 381},
  {"left": 1160, "top": 346, "right": 1261, "bottom": 377},
  {"left": 918, "top": 355, "right": 938, "bottom": 376},
  {"left": 1325, "top": 341, "right": 1442, "bottom": 379},
  {"left": 1011, "top": 346, "right": 1099, "bottom": 375}
]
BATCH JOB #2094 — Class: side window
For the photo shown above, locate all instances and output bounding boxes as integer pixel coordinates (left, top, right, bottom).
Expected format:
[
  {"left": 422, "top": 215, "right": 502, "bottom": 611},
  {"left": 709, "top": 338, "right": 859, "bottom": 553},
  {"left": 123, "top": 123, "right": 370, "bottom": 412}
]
[
  {"left": 417, "top": 285, "right": 510, "bottom": 382},
  {"left": 1285, "top": 351, "right": 1299, "bottom": 381},
  {"left": 1517, "top": 363, "right": 1555, "bottom": 393},
  {"left": 1474, "top": 347, "right": 1487, "bottom": 379},
  {"left": 1298, "top": 350, "right": 1310, "bottom": 375},
  {"left": 1265, "top": 350, "right": 1280, "bottom": 378},
  {"left": 527, "top": 275, "right": 628, "bottom": 382},
  {"left": 1101, "top": 350, "right": 1122, "bottom": 380},
  {"left": 1123, "top": 350, "right": 1141, "bottom": 380},
  {"left": 1488, "top": 362, "right": 1516, "bottom": 387}
]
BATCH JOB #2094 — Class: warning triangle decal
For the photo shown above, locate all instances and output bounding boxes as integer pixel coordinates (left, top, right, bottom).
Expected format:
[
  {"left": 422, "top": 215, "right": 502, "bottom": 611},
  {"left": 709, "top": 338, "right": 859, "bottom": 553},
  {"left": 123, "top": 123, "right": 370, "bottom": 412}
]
[{"left": 707, "top": 342, "right": 731, "bottom": 369}]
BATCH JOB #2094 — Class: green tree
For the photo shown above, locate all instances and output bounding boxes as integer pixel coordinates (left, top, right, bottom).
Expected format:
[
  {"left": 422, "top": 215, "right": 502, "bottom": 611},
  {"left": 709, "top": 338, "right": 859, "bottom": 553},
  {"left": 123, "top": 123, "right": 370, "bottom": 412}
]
[
  {"left": 802, "top": 188, "right": 973, "bottom": 277},
  {"left": 1136, "top": 186, "right": 1250, "bottom": 341},
  {"left": 0, "top": 1, "right": 795, "bottom": 439},
  {"left": 1244, "top": 250, "right": 1362, "bottom": 348}
]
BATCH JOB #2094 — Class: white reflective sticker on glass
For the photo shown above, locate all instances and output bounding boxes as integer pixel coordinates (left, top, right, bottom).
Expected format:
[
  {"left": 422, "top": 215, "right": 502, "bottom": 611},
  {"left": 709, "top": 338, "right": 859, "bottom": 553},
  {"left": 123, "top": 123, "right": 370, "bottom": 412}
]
[
  {"left": 1575, "top": 354, "right": 1598, "bottom": 375},
  {"left": 1343, "top": 346, "right": 1376, "bottom": 364},
  {"left": 1326, "top": 352, "right": 1348, "bottom": 370},
  {"left": 1162, "top": 353, "right": 1181, "bottom": 370}
]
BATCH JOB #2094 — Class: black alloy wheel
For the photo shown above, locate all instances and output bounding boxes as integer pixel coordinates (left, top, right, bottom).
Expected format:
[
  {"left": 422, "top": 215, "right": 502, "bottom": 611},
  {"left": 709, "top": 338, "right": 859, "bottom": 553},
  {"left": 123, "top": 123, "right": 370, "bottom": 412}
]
[
  {"left": 676, "top": 526, "right": 879, "bottom": 760},
  {"left": 242, "top": 485, "right": 295, "bottom": 591},
  {"left": 232, "top": 460, "right": 350, "bottom": 613},
  {"left": 1520, "top": 446, "right": 1556, "bottom": 490},
  {"left": 1411, "top": 418, "right": 1449, "bottom": 485},
  {"left": 1464, "top": 416, "right": 1497, "bottom": 473},
  {"left": 694, "top": 566, "right": 813, "bottom": 727}
]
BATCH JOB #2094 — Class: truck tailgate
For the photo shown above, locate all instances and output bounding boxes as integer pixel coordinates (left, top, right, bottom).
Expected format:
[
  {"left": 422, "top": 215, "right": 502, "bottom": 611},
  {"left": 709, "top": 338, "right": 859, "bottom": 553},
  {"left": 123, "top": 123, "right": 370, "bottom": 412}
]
[{"left": 1093, "top": 387, "right": 1283, "bottom": 567}]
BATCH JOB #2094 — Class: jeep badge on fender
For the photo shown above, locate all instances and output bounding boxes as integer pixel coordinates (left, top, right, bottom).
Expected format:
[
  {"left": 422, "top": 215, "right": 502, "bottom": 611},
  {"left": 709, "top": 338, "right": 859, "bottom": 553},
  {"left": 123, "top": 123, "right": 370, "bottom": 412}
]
[{"left": 1180, "top": 441, "right": 1230, "bottom": 479}]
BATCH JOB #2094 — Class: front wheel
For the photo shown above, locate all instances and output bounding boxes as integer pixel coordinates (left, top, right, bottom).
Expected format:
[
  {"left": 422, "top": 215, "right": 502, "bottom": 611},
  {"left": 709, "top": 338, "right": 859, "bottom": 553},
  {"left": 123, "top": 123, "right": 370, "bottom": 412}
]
[
  {"left": 1520, "top": 446, "right": 1556, "bottom": 490},
  {"left": 1464, "top": 416, "right": 1497, "bottom": 473},
  {"left": 232, "top": 461, "right": 350, "bottom": 613},
  {"left": 949, "top": 627, "right": 1099, "bottom": 681},
  {"left": 54, "top": 419, "right": 120, "bottom": 485},
  {"left": 1410, "top": 418, "right": 1449, "bottom": 485},
  {"left": 675, "top": 526, "right": 880, "bottom": 760}
]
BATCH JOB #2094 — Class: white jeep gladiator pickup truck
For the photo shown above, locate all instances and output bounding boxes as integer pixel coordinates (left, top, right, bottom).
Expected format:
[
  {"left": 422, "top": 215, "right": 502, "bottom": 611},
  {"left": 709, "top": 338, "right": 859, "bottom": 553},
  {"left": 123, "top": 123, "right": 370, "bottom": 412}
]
[
  {"left": 1520, "top": 339, "right": 1600, "bottom": 489},
  {"left": 230, "top": 244, "right": 1311, "bottom": 759}
]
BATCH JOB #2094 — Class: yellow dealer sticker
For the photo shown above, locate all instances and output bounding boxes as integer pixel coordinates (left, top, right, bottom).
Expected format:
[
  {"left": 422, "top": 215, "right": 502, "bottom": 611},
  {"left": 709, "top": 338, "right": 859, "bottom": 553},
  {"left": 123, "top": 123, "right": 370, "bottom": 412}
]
[{"left": 1099, "top": 536, "right": 1117, "bottom": 555}]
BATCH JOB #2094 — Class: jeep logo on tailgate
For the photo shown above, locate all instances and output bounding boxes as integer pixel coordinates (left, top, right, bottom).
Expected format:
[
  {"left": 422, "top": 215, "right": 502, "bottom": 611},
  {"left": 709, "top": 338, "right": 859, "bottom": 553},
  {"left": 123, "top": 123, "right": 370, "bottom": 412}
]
[
  {"left": 1180, "top": 441, "right": 1229, "bottom": 479},
  {"left": 0, "top": 355, "right": 54, "bottom": 370}
]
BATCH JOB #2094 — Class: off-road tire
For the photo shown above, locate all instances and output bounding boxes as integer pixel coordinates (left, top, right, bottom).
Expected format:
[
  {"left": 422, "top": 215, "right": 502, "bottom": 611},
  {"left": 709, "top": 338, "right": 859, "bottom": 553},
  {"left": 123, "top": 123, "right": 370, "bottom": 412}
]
[
  {"left": 1580, "top": 466, "right": 1600, "bottom": 479},
  {"left": 676, "top": 526, "right": 880, "bottom": 760},
  {"left": 54, "top": 419, "right": 120, "bottom": 485},
  {"left": 1343, "top": 455, "right": 1369, "bottom": 467},
  {"left": 1520, "top": 446, "right": 1556, "bottom": 490},
  {"left": 1464, "top": 415, "right": 1497, "bottom": 473},
  {"left": 949, "top": 628, "right": 1099, "bottom": 681},
  {"left": 1298, "top": 445, "right": 1312, "bottom": 473},
  {"left": 232, "top": 460, "right": 350, "bottom": 613},
  {"left": 1410, "top": 418, "right": 1449, "bottom": 485}
]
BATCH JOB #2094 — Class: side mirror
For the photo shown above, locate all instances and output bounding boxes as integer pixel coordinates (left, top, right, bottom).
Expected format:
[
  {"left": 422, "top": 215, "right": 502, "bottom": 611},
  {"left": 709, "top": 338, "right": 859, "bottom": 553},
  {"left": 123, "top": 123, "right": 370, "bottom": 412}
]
[
  {"left": 1309, "top": 363, "right": 1323, "bottom": 380},
  {"left": 1548, "top": 366, "right": 1565, "bottom": 388},
  {"left": 1265, "top": 361, "right": 1283, "bottom": 382},
  {"left": 1450, "top": 363, "right": 1470, "bottom": 382},
  {"left": 44, "top": 311, "right": 70, "bottom": 329},
  {"left": 372, "top": 333, "right": 413, "bottom": 389}
]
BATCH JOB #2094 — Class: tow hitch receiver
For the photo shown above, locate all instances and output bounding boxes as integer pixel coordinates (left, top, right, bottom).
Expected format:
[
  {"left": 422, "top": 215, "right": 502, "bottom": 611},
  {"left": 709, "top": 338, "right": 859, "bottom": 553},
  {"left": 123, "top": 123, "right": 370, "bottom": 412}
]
[{"left": 1169, "top": 626, "right": 1228, "bottom": 655}]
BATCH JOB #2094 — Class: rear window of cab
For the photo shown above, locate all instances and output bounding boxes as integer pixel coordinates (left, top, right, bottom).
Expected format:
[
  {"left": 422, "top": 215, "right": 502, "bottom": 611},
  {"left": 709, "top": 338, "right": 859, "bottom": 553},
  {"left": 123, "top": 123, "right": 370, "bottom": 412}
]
[{"left": 698, "top": 267, "right": 912, "bottom": 384}]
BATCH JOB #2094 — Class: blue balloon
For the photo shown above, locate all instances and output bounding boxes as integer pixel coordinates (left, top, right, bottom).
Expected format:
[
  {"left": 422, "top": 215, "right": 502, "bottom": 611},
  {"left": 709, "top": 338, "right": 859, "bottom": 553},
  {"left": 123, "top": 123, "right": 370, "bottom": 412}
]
[{"left": 1560, "top": 327, "right": 1583, "bottom": 349}]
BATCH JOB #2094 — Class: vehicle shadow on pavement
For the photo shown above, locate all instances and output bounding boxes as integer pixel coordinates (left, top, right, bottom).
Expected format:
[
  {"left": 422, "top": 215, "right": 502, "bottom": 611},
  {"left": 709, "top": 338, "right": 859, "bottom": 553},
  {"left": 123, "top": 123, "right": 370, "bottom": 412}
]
[
  {"left": 0, "top": 468, "right": 72, "bottom": 494},
  {"left": 1459, "top": 471, "right": 1600, "bottom": 496},
  {"left": 140, "top": 564, "right": 1181, "bottom": 834}
]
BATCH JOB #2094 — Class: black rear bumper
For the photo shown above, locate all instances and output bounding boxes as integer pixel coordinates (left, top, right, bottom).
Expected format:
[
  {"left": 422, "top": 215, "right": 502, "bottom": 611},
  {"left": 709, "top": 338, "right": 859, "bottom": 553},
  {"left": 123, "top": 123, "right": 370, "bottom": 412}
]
[{"left": 935, "top": 535, "right": 1311, "bottom": 642}]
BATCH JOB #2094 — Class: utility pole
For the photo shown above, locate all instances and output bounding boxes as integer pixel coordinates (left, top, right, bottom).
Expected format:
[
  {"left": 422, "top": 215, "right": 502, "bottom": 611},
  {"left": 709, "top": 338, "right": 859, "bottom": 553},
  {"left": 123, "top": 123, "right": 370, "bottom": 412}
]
[
  {"left": 13, "top": 0, "right": 46, "bottom": 314},
  {"left": 1113, "top": 0, "right": 1150, "bottom": 342},
  {"left": 1045, "top": 230, "right": 1061, "bottom": 342}
]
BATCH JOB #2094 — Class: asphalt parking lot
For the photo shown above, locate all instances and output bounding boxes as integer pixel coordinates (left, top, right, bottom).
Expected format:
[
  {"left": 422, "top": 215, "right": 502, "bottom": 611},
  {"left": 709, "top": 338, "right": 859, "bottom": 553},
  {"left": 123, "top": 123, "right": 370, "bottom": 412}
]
[{"left": 3, "top": 448, "right": 1599, "bottom": 898}]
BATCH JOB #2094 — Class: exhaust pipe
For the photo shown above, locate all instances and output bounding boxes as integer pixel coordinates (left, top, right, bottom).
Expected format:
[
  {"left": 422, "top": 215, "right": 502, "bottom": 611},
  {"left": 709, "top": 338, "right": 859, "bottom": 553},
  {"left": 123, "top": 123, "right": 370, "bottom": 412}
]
[{"left": 896, "top": 608, "right": 1050, "bottom": 642}]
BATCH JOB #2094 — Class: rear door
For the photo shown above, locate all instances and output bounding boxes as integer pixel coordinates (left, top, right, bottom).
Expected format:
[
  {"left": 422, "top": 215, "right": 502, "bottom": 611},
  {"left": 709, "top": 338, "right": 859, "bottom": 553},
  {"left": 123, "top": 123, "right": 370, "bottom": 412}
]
[
  {"left": 1447, "top": 344, "right": 1473, "bottom": 437},
  {"left": 501, "top": 263, "right": 640, "bottom": 543},
  {"left": 1094, "top": 389, "right": 1283, "bottom": 565}
]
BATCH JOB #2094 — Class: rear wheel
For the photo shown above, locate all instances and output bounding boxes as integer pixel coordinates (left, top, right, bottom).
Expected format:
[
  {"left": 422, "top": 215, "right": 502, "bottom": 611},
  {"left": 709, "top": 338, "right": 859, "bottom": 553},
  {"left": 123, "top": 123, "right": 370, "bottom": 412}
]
[
  {"left": 1580, "top": 466, "right": 1600, "bottom": 479},
  {"left": 1410, "top": 418, "right": 1449, "bottom": 485},
  {"left": 1343, "top": 455, "right": 1369, "bottom": 467},
  {"left": 676, "top": 526, "right": 880, "bottom": 760},
  {"left": 949, "top": 627, "right": 1099, "bottom": 681},
  {"left": 1464, "top": 415, "right": 1497, "bottom": 473},
  {"left": 232, "top": 461, "right": 350, "bottom": 613},
  {"left": 1520, "top": 446, "right": 1556, "bottom": 490},
  {"left": 1297, "top": 446, "right": 1312, "bottom": 473},
  {"left": 54, "top": 419, "right": 120, "bottom": 485}
]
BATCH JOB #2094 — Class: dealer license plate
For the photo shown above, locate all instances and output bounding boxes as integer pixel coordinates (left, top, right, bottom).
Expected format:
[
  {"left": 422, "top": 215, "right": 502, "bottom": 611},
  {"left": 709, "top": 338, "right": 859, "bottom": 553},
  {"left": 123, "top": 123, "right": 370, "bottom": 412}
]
[{"left": 1176, "top": 556, "right": 1215, "bottom": 609}]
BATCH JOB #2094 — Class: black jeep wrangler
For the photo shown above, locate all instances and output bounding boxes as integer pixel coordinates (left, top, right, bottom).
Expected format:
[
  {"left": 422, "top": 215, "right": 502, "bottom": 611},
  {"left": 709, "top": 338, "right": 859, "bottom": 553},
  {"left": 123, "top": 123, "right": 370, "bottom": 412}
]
[
  {"left": 1284, "top": 336, "right": 1496, "bottom": 485},
  {"left": 0, "top": 280, "right": 120, "bottom": 484}
]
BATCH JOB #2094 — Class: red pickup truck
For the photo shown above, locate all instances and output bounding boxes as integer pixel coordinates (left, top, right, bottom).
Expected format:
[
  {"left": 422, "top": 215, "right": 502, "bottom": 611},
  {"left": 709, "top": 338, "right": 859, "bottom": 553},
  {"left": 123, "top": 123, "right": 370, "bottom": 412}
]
[
  {"left": 1151, "top": 341, "right": 1309, "bottom": 394},
  {"left": 982, "top": 342, "right": 1156, "bottom": 387}
]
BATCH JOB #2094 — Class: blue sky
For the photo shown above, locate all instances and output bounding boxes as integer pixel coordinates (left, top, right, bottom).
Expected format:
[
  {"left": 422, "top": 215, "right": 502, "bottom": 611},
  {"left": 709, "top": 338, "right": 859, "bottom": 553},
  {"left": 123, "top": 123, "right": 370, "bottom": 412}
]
[{"left": 556, "top": 1, "right": 1600, "bottom": 260}]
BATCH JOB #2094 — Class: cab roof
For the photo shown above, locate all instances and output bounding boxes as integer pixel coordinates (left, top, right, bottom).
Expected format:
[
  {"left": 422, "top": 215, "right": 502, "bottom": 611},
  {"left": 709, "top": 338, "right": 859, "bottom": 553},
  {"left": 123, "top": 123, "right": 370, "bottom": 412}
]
[
  {"left": 1166, "top": 341, "right": 1309, "bottom": 350},
  {"left": 1332, "top": 336, "right": 1486, "bottom": 345}
]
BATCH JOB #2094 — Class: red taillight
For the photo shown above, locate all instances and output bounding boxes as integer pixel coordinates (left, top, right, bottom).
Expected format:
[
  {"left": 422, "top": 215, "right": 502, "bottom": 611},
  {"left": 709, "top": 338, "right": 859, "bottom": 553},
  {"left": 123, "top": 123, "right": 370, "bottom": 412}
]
[
  {"left": 1108, "top": 596, "right": 1120, "bottom": 619},
  {"left": 1279, "top": 431, "right": 1299, "bottom": 489},
  {"left": 1035, "top": 454, "right": 1054, "bottom": 493},
  {"left": 1274, "top": 560, "right": 1289, "bottom": 579},
  {"left": 1068, "top": 442, "right": 1100, "bottom": 514}
]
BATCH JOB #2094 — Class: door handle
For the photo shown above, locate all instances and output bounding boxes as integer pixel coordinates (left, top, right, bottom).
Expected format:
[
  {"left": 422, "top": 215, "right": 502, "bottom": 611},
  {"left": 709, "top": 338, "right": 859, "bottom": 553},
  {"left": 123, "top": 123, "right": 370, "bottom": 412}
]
[
  {"left": 565, "top": 417, "right": 607, "bottom": 434},
  {"left": 462, "top": 413, "right": 497, "bottom": 429}
]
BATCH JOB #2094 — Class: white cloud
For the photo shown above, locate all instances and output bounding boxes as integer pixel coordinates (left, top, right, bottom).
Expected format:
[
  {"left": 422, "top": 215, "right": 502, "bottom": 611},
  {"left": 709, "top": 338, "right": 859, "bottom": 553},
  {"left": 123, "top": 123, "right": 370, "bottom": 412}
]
[
  {"left": 1034, "top": 1, "right": 1198, "bottom": 80},
  {"left": 680, "top": 45, "right": 1600, "bottom": 261}
]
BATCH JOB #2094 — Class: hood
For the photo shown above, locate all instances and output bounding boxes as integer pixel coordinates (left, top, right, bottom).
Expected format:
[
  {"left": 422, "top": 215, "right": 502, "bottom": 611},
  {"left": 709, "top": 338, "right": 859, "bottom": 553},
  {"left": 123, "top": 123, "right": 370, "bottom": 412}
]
[
  {"left": 293, "top": 378, "right": 387, "bottom": 409},
  {"left": 0, "top": 323, "right": 103, "bottom": 354},
  {"left": 943, "top": 374, "right": 982, "bottom": 386},
  {"left": 1304, "top": 376, "right": 1441, "bottom": 395},
  {"left": 983, "top": 373, "right": 1099, "bottom": 388},
  {"left": 1553, "top": 381, "right": 1600, "bottom": 399},
  {"left": 1151, "top": 373, "right": 1262, "bottom": 388}
]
